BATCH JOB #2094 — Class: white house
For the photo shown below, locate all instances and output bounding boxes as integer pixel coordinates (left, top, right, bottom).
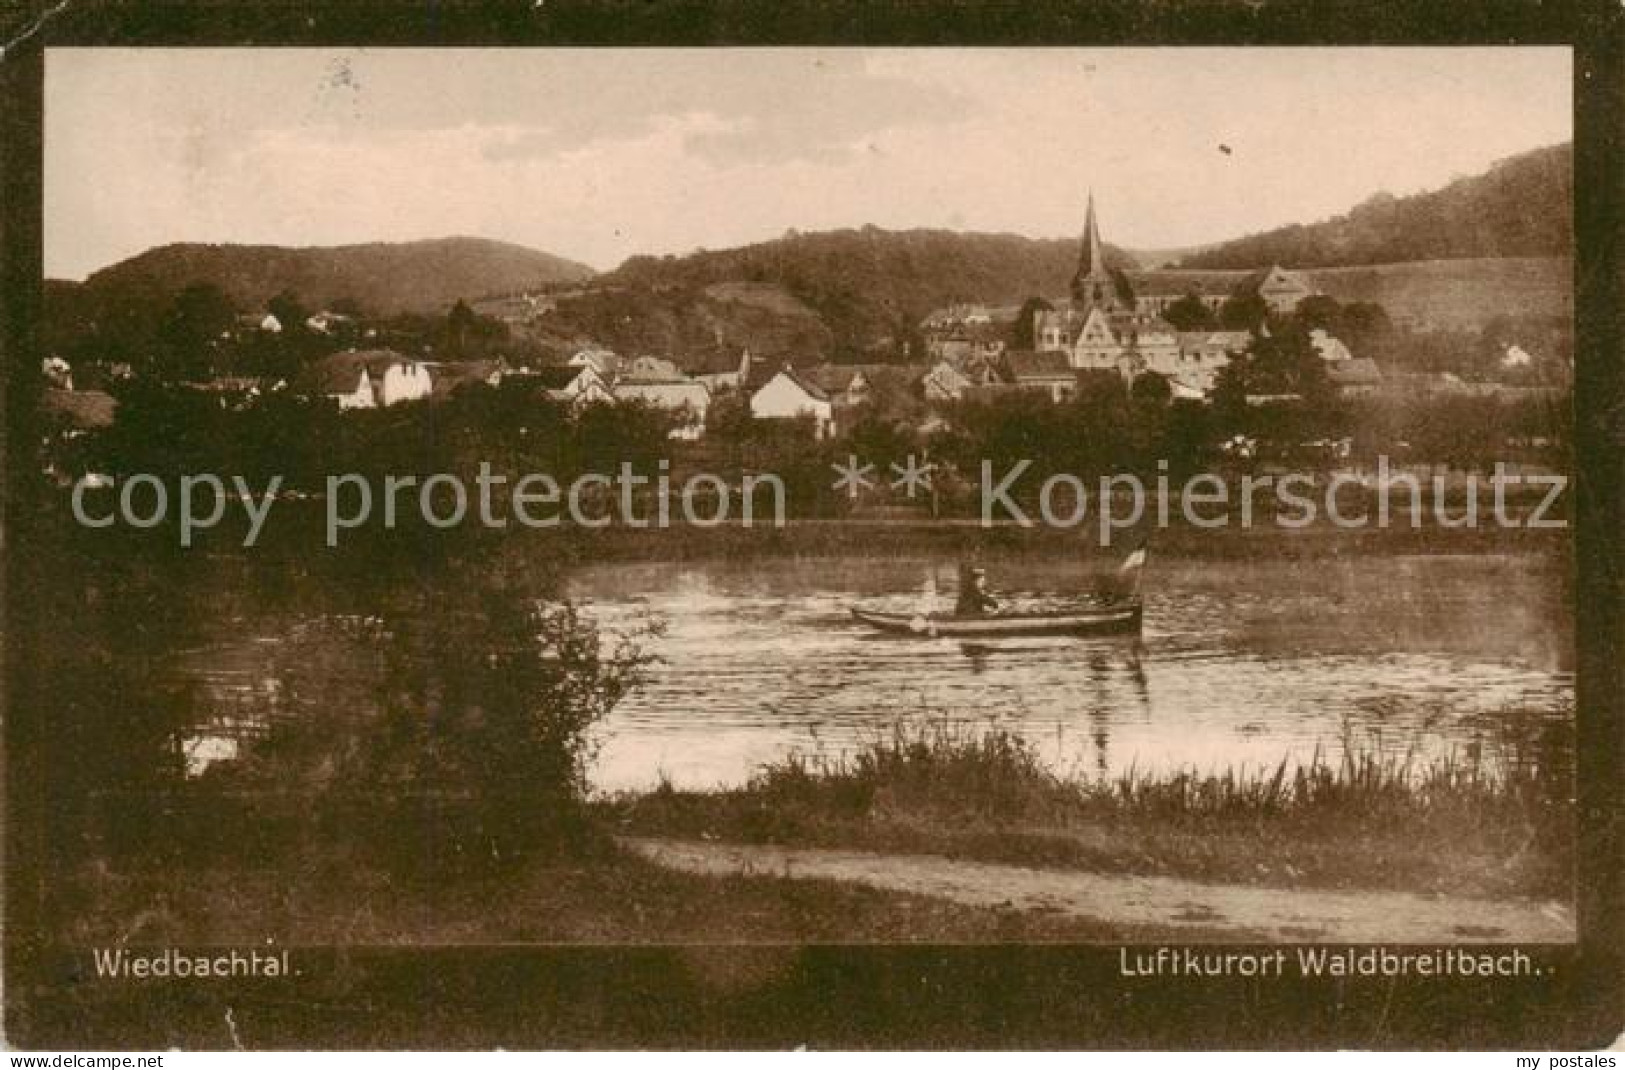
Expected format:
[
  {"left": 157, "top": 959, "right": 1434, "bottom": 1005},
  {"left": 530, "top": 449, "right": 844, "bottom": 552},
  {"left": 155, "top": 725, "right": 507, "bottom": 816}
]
[
  {"left": 302, "top": 350, "right": 433, "bottom": 410},
  {"left": 533, "top": 365, "right": 614, "bottom": 408},
  {"left": 567, "top": 347, "right": 622, "bottom": 379},
  {"left": 374, "top": 359, "right": 432, "bottom": 405},
  {"left": 318, "top": 366, "right": 376, "bottom": 410},
  {"left": 749, "top": 369, "right": 834, "bottom": 439}
]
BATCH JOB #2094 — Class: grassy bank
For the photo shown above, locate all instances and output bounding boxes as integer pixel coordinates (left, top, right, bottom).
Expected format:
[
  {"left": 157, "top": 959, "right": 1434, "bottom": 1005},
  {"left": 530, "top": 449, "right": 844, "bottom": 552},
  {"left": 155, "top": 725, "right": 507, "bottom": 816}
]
[
  {"left": 604, "top": 721, "right": 1572, "bottom": 900},
  {"left": 48, "top": 722, "right": 1570, "bottom": 945}
]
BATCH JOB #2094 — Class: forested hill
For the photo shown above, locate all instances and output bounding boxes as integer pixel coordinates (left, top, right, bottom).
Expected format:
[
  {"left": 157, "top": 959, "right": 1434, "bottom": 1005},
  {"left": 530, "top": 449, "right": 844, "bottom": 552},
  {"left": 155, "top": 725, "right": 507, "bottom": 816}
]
[
  {"left": 1175, "top": 143, "right": 1571, "bottom": 270},
  {"left": 602, "top": 227, "right": 1140, "bottom": 345},
  {"left": 75, "top": 237, "right": 597, "bottom": 317}
]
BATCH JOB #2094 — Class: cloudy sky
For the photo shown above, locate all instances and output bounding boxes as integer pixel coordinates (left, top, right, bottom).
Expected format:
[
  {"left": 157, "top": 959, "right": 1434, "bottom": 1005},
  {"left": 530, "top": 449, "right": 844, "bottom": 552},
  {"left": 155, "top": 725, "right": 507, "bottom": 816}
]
[{"left": 45, "top": 47, "right": 1570, "bottom": 279}]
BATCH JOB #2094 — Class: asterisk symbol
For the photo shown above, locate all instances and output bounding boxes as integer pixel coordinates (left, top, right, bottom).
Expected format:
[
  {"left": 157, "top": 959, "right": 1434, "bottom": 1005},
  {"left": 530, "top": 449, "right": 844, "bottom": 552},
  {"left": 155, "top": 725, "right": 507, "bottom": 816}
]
[
  {"left": 889, "top": 454, "right": 935, "bottom": 499},
  {"left": 831, "top": 454, "right": 875, "bottom": 499}
]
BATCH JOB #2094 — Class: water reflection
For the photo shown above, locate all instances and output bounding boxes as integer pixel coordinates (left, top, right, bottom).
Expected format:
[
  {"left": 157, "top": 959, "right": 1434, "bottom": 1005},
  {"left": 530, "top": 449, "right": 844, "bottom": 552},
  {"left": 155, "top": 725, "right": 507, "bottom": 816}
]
[
  {"left": 165, "top": 551, "right": 1573, "bottom": 794},
  {"left": 571, "top": 552, "right": 1572, "bottom": 792}
]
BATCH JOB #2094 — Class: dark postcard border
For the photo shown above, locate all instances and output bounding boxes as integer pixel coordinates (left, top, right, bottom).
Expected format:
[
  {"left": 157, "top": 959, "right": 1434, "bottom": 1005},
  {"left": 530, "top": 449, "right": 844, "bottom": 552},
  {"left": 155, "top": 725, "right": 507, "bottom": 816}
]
[{"left": 2, "top": 0, "right": 1620, "bottom": 1050}]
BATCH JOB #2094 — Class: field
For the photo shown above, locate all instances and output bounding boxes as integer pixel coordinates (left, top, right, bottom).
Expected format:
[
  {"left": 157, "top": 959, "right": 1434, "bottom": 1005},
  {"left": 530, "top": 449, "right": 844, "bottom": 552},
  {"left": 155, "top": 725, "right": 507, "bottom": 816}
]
[{"left": 1307, "top": 257, "right": 1570, "bottom": 332}]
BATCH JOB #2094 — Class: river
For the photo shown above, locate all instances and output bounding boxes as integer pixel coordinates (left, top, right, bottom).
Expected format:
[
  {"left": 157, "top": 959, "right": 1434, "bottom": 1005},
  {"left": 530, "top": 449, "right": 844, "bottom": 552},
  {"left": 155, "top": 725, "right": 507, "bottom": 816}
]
[{"left": 570, "top": 551, "right": 1572, "bottom": 792}]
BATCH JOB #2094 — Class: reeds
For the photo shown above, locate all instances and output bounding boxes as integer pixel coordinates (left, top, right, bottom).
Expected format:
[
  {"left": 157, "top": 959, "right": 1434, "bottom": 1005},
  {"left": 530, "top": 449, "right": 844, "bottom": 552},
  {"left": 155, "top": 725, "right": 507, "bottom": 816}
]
[{"left": 744, "top": 717, "right": 1565, "bottom": 829}]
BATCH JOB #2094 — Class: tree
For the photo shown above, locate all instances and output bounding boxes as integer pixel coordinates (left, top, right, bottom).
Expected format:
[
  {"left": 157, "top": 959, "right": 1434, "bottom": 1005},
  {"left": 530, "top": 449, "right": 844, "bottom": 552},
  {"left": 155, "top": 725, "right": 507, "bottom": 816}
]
[
  {"left": 227, "top": 576, "right": 657, "bottom": 872},
  {"left": 1247, "top": 321, "right": 1330, "bottom": 401},
  {"left": 446, "top": 299, "right": 478, "bottom": 354},
  {"left": 1293, "top": 294, "right": 1343, "bottom": 332},
  {"left": 1218, "top": 291, "right": 1268, "bottom": 331},
  {"left": 1129, "top": 371, "right": 1173, "bottom": 406},
  {"left": 440, "top": 298, "right": 509, "bottom": 357},
  {"left": 1335, "top": 301, "right": 1392, "bottom": 353},
  {"left": 157, "top": 282, "right": 237, "bottom": 381},
  {"left": 1012, "top": 296, "right": 1054, "bottom": 350},
  {"left": 267, "top": 289, "right": 309, "bottom": 332},
  {"left": 1161, "top": 293, "right": 1217, "bottom": 331}
]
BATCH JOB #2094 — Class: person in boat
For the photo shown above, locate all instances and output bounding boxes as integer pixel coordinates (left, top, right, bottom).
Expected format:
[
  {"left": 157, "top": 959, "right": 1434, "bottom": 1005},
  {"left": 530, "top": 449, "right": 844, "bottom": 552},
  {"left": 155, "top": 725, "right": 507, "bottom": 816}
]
[
  {"left": 1091, "top": 546, "right": 1148, "bottom": 605},
  {"left": 955, "top": 563, "right": 1000, "bottom": 617}
]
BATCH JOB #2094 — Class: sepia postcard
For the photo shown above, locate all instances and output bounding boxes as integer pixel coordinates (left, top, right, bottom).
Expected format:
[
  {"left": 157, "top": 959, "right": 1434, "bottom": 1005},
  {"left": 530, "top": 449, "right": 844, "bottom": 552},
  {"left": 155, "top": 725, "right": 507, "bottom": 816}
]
[{"left": 1, "top": 0, "right": 1620, "bottom": 1052}]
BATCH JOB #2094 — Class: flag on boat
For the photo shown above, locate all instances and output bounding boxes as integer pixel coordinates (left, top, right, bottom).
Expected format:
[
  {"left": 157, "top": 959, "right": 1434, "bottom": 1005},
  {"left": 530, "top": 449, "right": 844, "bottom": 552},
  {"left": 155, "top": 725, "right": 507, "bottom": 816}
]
[{"left": 1118, "top": 547, "right": 1147, "bottom": 573}]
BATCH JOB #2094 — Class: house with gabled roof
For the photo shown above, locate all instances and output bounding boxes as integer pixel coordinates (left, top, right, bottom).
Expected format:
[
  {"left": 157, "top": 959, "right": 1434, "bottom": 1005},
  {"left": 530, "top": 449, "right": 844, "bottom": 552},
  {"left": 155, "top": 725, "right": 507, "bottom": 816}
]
[
  {"left": 566, "top": 347, "right": 623, "bottom": 379},
  {"left": 923, "top": 359, "right": 975, "bottom": 402},
  {"left": 529, "top": 365, "right": 613, "bottom": 408},
  {"left": 749, "top": 367, "right": 835, "bottom": 439},
  {"left": 802, "top": 363, "right": 926, "bottom": 409},
  {"left": 1248, "top": 265, "right": 1321, "bottom": 313},
  {"left": 300, "top": 349, "right": 433, "bottom": 410},
  {"left": 429, "top": 358, "right": 508, "bottom": 401},
  {"left": 1003, "top": 349, "right": 1078, "bottom": 402},
  {"left": 682, "top": 346, "right": 754, "bottom": 392}
]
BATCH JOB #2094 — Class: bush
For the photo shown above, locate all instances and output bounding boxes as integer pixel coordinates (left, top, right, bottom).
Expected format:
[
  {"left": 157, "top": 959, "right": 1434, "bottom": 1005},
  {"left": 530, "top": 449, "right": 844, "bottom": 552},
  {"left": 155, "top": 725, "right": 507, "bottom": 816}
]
[{"left": 223, "top": 577, "right": 657, "bottom": 874}]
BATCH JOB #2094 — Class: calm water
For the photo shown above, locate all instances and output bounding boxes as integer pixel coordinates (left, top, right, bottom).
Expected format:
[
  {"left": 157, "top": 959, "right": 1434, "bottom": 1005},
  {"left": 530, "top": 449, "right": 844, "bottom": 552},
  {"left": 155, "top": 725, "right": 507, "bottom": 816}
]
[{"left": 570, "top": 553, "right": 1573, "bottom": 792}]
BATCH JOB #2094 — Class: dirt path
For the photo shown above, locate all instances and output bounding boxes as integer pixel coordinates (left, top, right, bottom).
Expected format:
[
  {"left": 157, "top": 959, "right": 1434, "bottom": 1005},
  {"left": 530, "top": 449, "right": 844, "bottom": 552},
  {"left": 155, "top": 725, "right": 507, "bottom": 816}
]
[{"left": 621, "top": 837, "right": 1574, "bottom": 943}]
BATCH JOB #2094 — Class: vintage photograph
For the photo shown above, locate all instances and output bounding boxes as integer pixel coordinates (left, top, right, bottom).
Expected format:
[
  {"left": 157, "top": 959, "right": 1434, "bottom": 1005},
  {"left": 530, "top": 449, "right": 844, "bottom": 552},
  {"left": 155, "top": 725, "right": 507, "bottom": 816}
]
[
  {"left": 12, "top": 35, "right": 1609, "bottom": 1048},
  {"left": 32, "top": 45, "right": 1577, "bottom": 945}
]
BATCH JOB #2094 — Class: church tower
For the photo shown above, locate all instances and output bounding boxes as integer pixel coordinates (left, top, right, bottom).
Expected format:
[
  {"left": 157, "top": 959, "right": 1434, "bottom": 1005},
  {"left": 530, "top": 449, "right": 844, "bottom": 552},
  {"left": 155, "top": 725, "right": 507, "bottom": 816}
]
[{"left": 1070, "top": 192, "right": 1125, "bottom": 313}]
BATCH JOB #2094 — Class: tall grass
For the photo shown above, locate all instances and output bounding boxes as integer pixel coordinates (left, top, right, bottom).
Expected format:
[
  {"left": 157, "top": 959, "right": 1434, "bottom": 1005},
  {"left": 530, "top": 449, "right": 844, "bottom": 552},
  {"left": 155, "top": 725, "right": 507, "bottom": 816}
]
[
  {"left": 619, "top": 717, "right": 1571, "bottom": 895},
  {"left": 741, "top": 718, "right": 1565, "bottom": 829}
]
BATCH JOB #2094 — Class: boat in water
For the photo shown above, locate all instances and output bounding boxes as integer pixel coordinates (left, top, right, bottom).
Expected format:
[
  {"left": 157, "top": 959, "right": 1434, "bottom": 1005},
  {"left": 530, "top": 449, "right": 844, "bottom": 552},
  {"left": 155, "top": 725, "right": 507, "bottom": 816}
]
[
  {"left": 849, "top": 546, "right": 1148, "bottom": 639},
  {"left": 849, "top": 600, "right": 1142, "bottom": 638}
]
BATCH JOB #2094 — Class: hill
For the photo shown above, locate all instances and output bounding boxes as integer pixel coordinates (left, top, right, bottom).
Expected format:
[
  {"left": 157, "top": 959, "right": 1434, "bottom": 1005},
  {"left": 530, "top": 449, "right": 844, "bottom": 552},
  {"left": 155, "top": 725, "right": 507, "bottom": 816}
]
[
  {"left": 75, "top": 237, "right": 597, "bottom": 317},
  {"left": 1307, "top": 258, "right": 1570, "bottom": 333},
  {"left": 601, "top": 226, "right": 1140, "bottom": 356},
  {"left": 522, "top": 281, "right": 836, "bottom": 366},
  {"left": 1175, "top": 143, "right": 1571, "bottom": 269}
]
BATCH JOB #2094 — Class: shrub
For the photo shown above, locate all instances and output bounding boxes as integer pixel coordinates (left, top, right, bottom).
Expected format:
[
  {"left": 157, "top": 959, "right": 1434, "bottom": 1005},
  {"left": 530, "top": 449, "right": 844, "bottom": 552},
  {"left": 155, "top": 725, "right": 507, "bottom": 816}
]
[{"left": 224, "top": 578, "right": 657, "bottom": 874}]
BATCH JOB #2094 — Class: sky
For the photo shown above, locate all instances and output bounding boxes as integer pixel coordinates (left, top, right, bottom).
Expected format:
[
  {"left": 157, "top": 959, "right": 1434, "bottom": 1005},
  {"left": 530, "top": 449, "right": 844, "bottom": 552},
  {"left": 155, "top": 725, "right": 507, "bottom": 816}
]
[{"left": 44, "top": 47, "right": 1571, "bottom": 280}]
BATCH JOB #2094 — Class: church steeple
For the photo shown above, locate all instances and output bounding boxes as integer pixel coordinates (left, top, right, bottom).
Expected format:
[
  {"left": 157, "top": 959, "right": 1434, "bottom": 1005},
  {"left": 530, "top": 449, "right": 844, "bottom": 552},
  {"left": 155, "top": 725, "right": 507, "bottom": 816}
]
[{"left": 1071, "top": 190, "right": 1123, "bottom": 313}]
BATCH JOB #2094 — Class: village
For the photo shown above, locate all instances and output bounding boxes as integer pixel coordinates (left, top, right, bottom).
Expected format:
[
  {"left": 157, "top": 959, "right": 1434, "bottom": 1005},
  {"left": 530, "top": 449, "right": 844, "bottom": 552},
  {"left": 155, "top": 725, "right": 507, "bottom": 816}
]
[{"left": 39, "top": 196, "right": 1565, "bottom": 468}]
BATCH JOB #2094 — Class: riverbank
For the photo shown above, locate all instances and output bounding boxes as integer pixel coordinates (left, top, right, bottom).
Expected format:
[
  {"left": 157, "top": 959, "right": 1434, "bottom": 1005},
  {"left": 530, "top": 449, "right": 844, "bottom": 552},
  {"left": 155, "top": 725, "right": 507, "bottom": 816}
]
[
  {"left": 51, "top": 721, "right": 1571, "bottom": 945},
  {"left": 601, "top": 722, "right": 1572, "bottom": 902}
]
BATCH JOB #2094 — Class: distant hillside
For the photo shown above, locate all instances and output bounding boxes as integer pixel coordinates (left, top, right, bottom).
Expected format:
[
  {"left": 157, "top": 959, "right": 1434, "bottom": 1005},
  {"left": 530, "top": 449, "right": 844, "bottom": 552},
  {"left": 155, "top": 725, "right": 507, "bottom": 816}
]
[
  {"left": 1176, "top": 143, "right": 1571, "bottom": 269},
  {"left": 75, "top": 237, "right": 597, "bottom": 316},
  {"left": 525, "top": 281, "right": 836, "bottom": 365},
  {"left": 1307, "top": 258, "right": 1570, "bottom": 333},
  {"left": 602, "top": 226, "right": 1139, "bottom": 356}
]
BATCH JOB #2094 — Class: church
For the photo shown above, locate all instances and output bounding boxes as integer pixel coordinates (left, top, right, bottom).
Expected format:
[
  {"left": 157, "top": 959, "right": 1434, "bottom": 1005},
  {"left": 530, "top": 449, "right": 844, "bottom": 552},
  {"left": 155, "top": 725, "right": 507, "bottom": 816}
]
[{"left": 1031, "top": 195, "right": 1265, "bottom": 395}]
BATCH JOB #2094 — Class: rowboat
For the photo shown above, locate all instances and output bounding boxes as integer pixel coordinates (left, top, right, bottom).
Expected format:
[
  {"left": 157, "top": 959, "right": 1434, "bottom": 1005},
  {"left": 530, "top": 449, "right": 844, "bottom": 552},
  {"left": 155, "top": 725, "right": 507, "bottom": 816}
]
[{"left": 850, "top": 601, "right": 1141, "bottom": 639}]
